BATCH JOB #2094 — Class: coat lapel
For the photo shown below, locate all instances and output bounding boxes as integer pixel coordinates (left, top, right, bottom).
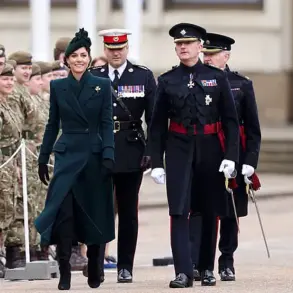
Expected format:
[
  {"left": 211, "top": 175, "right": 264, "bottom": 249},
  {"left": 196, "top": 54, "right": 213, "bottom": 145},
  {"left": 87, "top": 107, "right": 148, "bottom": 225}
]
[
  {"left": 78, "top": 72, "right": 100, "bottom": 106},
  {"left": 61, "top": 78, "right": 88, "bottom": 123}
]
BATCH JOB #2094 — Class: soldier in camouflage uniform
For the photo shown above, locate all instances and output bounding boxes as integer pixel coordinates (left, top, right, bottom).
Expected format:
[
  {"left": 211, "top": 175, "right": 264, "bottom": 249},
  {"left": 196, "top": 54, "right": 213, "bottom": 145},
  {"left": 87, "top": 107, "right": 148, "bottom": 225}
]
[
  {"left": 51, "top": 60, "right": 69, "bottom": 80},
  {"left": 53, "top": 36, "right": 71, "bottom": 62},
  {"left": 27, "top": 63, "right": 50, "bottom": 259},
  {"left": 5, "top": 51, "right": 41, "bottom": 266},
  {"left": 0, "top": 45, "right": 5, "bottom": 75},
  {"left": 0, "top": 62, "right": 25, "bottom": 270}
]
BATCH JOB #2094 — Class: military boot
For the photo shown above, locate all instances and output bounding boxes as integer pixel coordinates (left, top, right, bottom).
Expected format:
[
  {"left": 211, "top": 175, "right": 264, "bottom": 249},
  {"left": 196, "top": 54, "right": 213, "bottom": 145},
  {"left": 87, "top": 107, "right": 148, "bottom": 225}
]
[
  {"left": 5, "top": 246, "right": 26, "bottom": 269},
  {"left": 70, "top": 245, "right": 87, "bottom": 271}
]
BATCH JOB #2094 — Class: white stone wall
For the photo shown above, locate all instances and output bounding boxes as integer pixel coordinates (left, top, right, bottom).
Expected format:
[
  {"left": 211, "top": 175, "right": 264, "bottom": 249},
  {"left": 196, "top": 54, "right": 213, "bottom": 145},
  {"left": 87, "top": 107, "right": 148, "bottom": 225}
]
[{"left": 0, "top": 0, "right": 291, "bottom": 72}]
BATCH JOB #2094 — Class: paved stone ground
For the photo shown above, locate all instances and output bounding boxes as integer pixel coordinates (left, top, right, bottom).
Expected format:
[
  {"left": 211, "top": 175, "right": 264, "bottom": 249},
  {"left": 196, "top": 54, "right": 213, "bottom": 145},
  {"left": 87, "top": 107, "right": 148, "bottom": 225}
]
[
  {"left": 1, "top": 196, "right": 293, "bottom": 292},
  {"left": 139, "top": 173, "right": 293, "bottom": 209}
]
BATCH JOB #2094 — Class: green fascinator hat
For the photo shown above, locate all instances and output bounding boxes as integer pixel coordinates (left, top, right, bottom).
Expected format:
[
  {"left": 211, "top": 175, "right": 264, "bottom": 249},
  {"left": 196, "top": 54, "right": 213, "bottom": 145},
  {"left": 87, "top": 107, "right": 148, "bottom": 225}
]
[{"left": 65, "top": 28, "right": 92, "bottom": 57}]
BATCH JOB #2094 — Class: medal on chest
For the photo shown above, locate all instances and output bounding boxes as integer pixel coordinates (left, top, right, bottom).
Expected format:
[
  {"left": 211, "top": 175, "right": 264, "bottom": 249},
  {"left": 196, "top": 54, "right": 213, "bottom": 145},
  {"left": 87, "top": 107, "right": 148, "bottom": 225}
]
[
  {"left": 205, "top": 94, "right": 212, "bottom": 105},
  {"left": 187, "top": 73, "right": 195, "bottom": 89}
]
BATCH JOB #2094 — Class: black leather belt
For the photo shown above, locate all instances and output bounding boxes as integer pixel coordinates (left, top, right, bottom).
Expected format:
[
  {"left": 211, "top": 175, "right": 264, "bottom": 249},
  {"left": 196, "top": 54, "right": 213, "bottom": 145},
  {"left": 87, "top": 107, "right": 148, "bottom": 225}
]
[
  {"left": 1, "top": 140, "right": 20, "bottom": 156},
  {"left": 114, "top": 121, "right": 141, "bottom": 132}
]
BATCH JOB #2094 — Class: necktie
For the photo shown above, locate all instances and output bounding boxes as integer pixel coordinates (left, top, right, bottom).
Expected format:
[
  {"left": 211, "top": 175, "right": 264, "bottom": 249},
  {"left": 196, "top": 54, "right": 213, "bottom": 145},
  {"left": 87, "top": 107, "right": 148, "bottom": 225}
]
[{"left": 112, "top": 69, "right": 119, "bottom": 88}]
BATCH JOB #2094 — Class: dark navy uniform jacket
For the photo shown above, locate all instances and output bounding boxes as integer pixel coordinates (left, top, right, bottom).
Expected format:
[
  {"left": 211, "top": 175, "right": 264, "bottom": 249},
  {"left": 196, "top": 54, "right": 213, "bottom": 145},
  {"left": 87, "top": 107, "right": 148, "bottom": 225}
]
[
  {"left": 150, "top": 60, "right": 239, "bottom": 216},
  {"left": 90, "top": 60, "right": 157, "bottom": 173}
]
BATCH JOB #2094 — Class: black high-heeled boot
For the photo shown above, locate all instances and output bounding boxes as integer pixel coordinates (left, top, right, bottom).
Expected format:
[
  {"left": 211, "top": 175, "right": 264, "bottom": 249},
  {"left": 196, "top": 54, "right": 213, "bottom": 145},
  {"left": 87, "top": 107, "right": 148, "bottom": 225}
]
[
  {"left": 56, "top": 239, "right": 72, "bottom": 290},
  {"left": 87, "top": 244, "right": 101, "bottom": 288}
]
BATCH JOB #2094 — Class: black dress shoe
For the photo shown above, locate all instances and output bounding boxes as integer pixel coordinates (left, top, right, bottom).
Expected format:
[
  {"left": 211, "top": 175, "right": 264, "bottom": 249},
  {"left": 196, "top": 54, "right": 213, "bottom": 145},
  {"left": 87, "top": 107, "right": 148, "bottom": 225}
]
[
  {"left": 169, "top": 273, "right": 193, "bottom": 288},
  {"left": 117, "top": 269, "right": 133, "bottom": 283},
  {"left": 201, "top": 270, "right": 216, "bottom": 286},
  {"left": 219, "top": 268, "right": 235, "bottom": 281},
  {"left": 193, "top": 265, "right": 201, "bottom": 281}
]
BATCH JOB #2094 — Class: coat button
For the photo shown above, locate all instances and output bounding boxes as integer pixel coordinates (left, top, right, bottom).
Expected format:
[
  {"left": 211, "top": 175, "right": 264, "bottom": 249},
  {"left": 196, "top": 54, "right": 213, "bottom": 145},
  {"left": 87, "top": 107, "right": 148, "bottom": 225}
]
[
  {"left": 113, "top": 103, "right": 117, "bottom": 107},
  {"left": 113, "top": 116, "right": 117, "bottom": 120},
  {"left": 85, "top": 128, "right": 89, "bottom": 132}
]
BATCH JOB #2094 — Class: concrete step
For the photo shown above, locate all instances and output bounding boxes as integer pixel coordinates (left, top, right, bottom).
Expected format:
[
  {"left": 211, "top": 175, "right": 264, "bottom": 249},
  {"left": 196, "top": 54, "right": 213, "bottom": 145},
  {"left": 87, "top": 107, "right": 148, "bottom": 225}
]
[{"left": 258, "top": 136, "right": 293, "bottom": 173}]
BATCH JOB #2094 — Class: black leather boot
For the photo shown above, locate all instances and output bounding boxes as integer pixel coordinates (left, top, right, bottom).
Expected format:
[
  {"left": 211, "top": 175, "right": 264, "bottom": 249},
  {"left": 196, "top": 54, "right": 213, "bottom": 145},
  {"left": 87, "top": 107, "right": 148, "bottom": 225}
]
[
  {"left": 56, "top": 239, "right": 72, "bottom": 290},
  {"left": 87, "top": 244, "right": 101, "bottom": 288}
]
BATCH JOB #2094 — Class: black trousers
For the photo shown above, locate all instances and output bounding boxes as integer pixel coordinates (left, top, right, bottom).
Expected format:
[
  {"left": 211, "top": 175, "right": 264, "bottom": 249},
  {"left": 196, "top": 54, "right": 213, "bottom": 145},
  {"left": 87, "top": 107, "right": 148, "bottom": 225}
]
[
  {"left": 218, "top": 217, "right": 238, "bottom": 273},
  {"left": 189, "top": 213, "right": 219, "bottom": 271},
  {"left": 170, "top": 199, "right": 193, "bottom": 279},
  {"left": 189, "top": 213, "right": 202, "bottom": 268},
  {"left": 100, "top": 171, "right": 143, "bottom": 274}
]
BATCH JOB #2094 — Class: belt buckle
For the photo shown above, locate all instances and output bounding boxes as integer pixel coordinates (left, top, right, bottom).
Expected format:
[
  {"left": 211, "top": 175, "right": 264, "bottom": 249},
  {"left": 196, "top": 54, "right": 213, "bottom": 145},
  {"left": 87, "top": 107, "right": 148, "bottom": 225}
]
[{"left": 114, "top": 121, "right": 120, "bottom": 133}]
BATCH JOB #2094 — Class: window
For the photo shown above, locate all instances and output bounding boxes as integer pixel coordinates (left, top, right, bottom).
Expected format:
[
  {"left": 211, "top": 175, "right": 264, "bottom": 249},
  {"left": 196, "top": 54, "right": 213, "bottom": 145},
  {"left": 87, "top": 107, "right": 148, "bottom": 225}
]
[
  {"left": 0, "top": 0, "right": 76, "bottom": 7},
  {"left": 164, "top": 0, "right": 263, "bottom": 10},
  {"left": 112, "top": 0, "right": 148, "bottom": 10}
]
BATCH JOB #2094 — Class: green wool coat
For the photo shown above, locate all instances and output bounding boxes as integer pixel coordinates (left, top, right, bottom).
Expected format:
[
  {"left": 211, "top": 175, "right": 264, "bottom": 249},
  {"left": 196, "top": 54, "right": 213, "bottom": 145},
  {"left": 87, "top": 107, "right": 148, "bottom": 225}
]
[{"left": 35, "top": 71, "right": 115, "bottom": 245}]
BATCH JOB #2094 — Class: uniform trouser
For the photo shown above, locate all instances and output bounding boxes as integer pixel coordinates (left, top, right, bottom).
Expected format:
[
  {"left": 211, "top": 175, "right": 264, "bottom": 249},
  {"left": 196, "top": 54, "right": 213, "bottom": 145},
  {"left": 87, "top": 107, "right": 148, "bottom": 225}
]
[
  {"left": 189, "top": 213, "right": 202, "bottom": 268},
  {"left": 100, "top": 171, "right": 143, "bottom": 274},
  {"left": 189, "top": 213, "right": 219, "bottom": 272},
  {"left": 170, "top": 198, "right": 193, "bottom": 279},
  {"left": 218, "top": 217, "right": 238, "bottom": 273}
]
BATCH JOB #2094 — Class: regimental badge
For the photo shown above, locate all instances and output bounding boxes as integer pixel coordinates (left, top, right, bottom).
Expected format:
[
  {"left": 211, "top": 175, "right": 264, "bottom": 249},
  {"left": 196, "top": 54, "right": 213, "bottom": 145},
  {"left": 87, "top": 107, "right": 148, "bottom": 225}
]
[
  {"left": 128, "top": 68, "right": 134, "bottom": 72},
  {"left": 180, "top": 29, "right": 186, "bottom": 36},
  {"left": 95, "top": 86, "right": 101, "bottom": 93},
  {"left": 187, "top": 73, "right": 194, "bottom": 88},
  {"left": 205, "top": 94, "right": 212, "bottom": 105},
  {"left": 117, "top": 85, "right": 145, "bottom": 98}
]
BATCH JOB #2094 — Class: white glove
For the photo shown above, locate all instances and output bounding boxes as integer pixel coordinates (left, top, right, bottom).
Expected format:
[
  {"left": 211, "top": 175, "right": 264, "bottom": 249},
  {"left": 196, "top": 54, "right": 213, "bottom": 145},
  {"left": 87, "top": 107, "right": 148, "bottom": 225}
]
[
  {"left": 219, "top": 159, "right": 235, "bottom": 179},
  {"left": 242, "top": 164, "right": 255, "bottom": 177},
  {"left": 151, "top": 168, "right": 165, "bottom": 184}
]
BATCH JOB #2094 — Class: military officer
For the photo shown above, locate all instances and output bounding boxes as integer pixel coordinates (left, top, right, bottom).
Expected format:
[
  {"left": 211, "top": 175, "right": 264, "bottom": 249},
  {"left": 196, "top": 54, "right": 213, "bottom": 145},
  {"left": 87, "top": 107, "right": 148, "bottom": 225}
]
[
  {"left": 150, "top": 23, "right": 240, "bottom": 288},
  {"left": 53, "top": 37, "right": 71, "bottom": 62},
  {"left": 201, "top": 33, "right": 261, "bottom": 281},
  {"left": 0, "top": 45, "right": 6, "bottom": 74},
  {"left": 89, "top": 29, "right": 156, "bottom": 283}
]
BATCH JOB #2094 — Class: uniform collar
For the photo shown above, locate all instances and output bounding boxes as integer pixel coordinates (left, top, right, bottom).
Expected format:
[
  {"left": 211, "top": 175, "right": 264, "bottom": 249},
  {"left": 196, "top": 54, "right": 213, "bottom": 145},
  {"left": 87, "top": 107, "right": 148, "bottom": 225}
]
[
  {"left": 179, "top": 59, "right": 203, "bottom": 73},
  {"left": 108, "top": 61, "right": 127, "bottom": 78}
]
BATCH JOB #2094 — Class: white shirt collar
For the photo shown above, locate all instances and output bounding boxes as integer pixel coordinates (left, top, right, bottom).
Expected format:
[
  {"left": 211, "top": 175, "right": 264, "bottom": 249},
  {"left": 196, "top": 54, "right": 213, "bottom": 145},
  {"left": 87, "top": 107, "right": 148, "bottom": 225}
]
[{"left": 108, "top": 61, "right": 127, "bottom": 81}]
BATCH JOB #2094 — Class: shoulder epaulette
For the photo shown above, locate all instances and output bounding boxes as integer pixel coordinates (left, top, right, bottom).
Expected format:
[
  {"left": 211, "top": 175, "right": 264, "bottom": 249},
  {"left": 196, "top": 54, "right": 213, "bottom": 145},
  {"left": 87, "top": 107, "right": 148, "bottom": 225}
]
[
  {"left": 160, "top": 65, "right": 178, "bottom": 76},
  {"left": 231, "top": 70, "right": 250, "bottom": 80},
  {"left": 204, "top": 63, "right": 223, "bottom": 72},
  {"left": 132, "top": 64, "right": 149, "bottom": 70},
  {"left": 88, "top": 65, "right": 103, "bottom": 71}
]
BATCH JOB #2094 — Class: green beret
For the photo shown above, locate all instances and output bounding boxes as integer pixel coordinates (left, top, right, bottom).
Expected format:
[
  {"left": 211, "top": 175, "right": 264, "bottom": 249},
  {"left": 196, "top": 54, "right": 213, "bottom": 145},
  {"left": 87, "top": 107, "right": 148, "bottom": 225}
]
[
  {"left": 0, "top": 63, "right": 14, "bottom": 76},
  {"left": 31, "top": 62, "right": 41, "bottom": 78},
  {"left": 36, "top": 61, "right": 52, "bottom": 75},
  {"left": 0, "top": 44, "right": 5, "bottom": 58},
  {"left": 8, "top": 51, "right": 32, "bottom": 65},
  {"left": 65, "top": 28, "right": 92, "bottom": 57},
  {"left": 51, "top": 60, "right": 68, "bottom": 71},
  {"left": 55, "top": 37, "right": 71, "bottom": 51}
]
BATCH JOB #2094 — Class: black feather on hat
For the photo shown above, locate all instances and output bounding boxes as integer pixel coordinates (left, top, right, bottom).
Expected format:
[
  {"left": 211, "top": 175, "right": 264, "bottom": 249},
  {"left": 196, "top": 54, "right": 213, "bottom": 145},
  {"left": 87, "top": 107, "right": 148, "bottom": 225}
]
[{"left": 65, "top": 28, "right": 92, "bottom": 57}]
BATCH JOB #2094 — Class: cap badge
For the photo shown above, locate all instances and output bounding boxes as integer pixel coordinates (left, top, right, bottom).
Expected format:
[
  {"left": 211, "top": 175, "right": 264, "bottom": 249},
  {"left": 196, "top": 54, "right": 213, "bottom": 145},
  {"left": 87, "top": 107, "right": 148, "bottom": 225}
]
[
  {"left": 180, "top": 29, "right": 186, "bottom": 36},
  {"left": 113, "top": 36, "right": 119, "bottom": 42},
  {"left": 101, "top": 68, "right": 105, "bottom": 72},
  {"left": 206, "top": 40, "right": 210, "bottom": 45}
]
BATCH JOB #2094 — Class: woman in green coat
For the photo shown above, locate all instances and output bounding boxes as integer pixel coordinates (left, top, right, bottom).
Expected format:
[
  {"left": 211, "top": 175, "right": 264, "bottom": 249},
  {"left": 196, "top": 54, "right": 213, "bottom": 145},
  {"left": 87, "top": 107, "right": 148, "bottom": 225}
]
[{"left": 35, "top": 28, "right": 115, "bottom": 290}]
